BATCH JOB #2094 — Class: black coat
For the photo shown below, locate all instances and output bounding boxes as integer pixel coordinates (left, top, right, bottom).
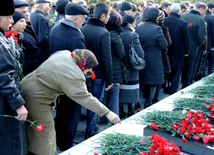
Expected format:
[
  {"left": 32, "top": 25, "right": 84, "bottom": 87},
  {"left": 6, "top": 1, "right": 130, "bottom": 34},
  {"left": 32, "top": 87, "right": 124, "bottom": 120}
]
[
  {"left": 205, "top": 11, "right": 214, "bottom": 50},
  {"left": 30, "top": 9, "right": 50, "bottom": 62},
  {"left": 119, "top": 26, "right": 144, "bottom": 103},
  {"left": 106, "top": 22, "right": 126, "bottom": 83},
  {"left": 136, "top": 21, "right": 168, "bottom": 85},
  {"left": 164, "top": 12, "right": 190, "bottom": 67},
  {"left": 181, "top": 10, "right": 206, "bottom": 57},
  {"left": 81, "top": 18, "right": 113, "bottom": 85},
  {"left": 49, "top": 18, "right": 86, "bottom": 55},
  {"left": 0, "top": 29, "right": 27, "bottom": 155},
  {"left": 22, "top": 23, "right": 42, "bottom": 75}
]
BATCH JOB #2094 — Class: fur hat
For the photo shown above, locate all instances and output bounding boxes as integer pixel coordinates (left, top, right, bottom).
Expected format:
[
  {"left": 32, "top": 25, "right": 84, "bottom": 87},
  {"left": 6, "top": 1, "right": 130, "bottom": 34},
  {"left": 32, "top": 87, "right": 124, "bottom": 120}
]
[
  {"left": 0, "top": 0, "right": 15, "bottom": 16},
  {"left": 157, "top": 10, "right": 165, "bottom": 21},
  {"left": 120, "top": 1, "right": 132, "bottom": 11}
]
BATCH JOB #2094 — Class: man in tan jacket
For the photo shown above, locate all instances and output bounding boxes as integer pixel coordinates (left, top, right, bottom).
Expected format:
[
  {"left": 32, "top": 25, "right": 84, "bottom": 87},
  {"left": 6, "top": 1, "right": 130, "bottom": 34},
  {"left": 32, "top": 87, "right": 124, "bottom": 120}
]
[{"left": 21, "top": 49, "right": 121, "bottom": 155}]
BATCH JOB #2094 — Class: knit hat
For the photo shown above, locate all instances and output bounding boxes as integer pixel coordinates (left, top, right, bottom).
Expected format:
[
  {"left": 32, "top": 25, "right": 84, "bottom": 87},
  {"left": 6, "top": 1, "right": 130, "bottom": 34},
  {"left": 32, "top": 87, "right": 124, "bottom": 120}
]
[
  {"left": 12, "top": 11, "right": 25, "bottom": 25},
  {"left": 120, "top": 1, "right": 132, "bottom": 11},
  {"left": 0, "top": 0, "right": 15, "bottom": 16},
  {"left": 123, "top": 14, "right": 135, "bottom": 25},
  {"left": 65, "top": 3, "right": 89, "bottom": 15},
  {"left": 56, "top": 0, "right": 68, "bottom": 15},
  {"left": 145, "top": 7, "right": 159, "bottom": 22},
  {"left": 14, "top": 0, "right": 29, "bottom": 8},
  {"left": 71, "top": 49, "right": 98, "bottom": 71},
  {"left": 157, "top": 10, "right": 165, "bottom": 21}
]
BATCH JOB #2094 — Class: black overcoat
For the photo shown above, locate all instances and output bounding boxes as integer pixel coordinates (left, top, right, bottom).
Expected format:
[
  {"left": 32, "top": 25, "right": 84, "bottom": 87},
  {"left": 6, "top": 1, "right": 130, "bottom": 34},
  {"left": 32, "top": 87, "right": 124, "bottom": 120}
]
[
  {"left": 22, "top": 23, "right": 42, "bottom": 75},
  {"left": 81, "top": 18, "right": 113, "bottom": 85},
  {"left": 0, "top": 29, "right": 27, "bottom": 155},
  {"left": 136, "top": 21, "right": 168, "bottom": 85},
  {"left": 49, "top": 18, "right": 86, "bottom": 55},
  {"left": 30, "top": 9, "right": 50, "bottom": 62},
  {"left": 106, "top": 22, "right": 126, "bottom": 83},
  {"left": 205, "top": 11, "right": 214, "bottom": 50},
  {"left": 181, "top": 10, "right": 206, "bottom": 57},
  {"left": 119, "top": 26, "right": 144, "bottom": 103},
  {"left": 164, "top": 12, "right": 190, "bottom": 67}
]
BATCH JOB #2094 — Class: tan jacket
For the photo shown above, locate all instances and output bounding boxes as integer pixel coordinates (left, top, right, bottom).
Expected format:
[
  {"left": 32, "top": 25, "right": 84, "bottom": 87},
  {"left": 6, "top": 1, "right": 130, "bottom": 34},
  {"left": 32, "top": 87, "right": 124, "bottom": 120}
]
[{"left": 21, "top": 50, "right": 109, "bottom": 117}]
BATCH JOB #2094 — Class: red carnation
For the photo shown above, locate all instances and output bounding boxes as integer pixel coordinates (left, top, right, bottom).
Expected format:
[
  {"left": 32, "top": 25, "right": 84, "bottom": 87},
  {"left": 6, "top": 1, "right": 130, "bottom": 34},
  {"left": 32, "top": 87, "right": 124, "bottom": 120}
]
[
  {"left": 149, "top": 122, "right": 154, "bottom": 128},
  {"left": 194, "top": 136, "right": 200, "bottom": 140},
  {"left": 153, "top": 124, "right": 158, "bottom": 130},
  {"left": 137, "top": 108, "right": 140, "bottom": 112},
  {"left": 182, "top": 138, "right": 188, "bottom": 143},
  {"left": 179, "top": 127, "right": 186, "bottom": 134},
  {"left": 186, "top": 132, "right": 190, "bottom": 138},
  {"left": 91, "top": 71, "right": 96, "bottom": 80},
  {"left": 36, "top": 123, "right": 44, "bottom": 132},
  {"left": 94, "top": 153, "right": 99, "bottom": 155},
  {"left": 203, "top": 136, "right": 210, "bottom": 143},
  {"left": 116, "top": 83, "right": 120, "bottom": 87},
  {"left": 181, "top": 91, "right": 184, "bottom": 93},
  {"left": 189, "top": 22, "right": 192, "bottom": 27}
]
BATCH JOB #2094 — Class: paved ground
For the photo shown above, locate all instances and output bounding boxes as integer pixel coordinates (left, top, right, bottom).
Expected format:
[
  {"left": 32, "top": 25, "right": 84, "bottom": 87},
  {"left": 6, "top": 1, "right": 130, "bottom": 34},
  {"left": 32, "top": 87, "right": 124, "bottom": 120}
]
[{"left": 53, "top": 84, "right": 182, "bottom": 154}]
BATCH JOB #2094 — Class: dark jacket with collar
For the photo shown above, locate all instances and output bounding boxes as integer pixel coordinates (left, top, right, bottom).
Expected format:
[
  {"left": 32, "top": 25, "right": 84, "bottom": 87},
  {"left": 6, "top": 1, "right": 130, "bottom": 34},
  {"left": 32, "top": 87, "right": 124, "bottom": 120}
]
[
  {"left": 181, "top": 10, "right": 206, "bottom": 57},
  {"left": 164, "top": 12, "right": 190, "bottom": 67},
  {"left": 0, "top": 28, "right": 27, "bottom": 155},
  {"left": 30, "top": 9, "right": 50, "bottom": 62},
  {"left": 22, "top": 23, "right": 42, "bottom": 75},
  {"left": 81, "top": 18, "right": 113, "bottom": 85},
  {"left": 106, "top": 22, "right": 125, "bottom": 83},
  {"left": 136, "top": 17, "right": 168, "bottom": 85},
  {"left": 49, "top": 18, "right": 86, "bottom": 55},
  {"left": 205, "top": 11, "right": 214, "bottom": 50}
]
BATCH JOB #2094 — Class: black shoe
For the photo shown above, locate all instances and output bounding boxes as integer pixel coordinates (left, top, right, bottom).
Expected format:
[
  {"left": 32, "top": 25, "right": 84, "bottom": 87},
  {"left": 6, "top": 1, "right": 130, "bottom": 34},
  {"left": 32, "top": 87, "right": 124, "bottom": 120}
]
[
  {"left": 119, "top": 112, "right": 127, "bottom": 118},
  {"left": 152, "top": 98, "right": 158, "bottom": 104},
  {"left": 100, "top": 120, "right": 108, "bottom": 125},
  {"left": 127, "top": 111, "right": 135, "bottom": 117},
  {"left": 135, "top": 102, "right": 141, "bottom": 110},
  {"left": 163, "top": 87, "right": 170, "bottom": 94},
  {"left": 85, "top": 133, "right": 96, "bottom": 140}
]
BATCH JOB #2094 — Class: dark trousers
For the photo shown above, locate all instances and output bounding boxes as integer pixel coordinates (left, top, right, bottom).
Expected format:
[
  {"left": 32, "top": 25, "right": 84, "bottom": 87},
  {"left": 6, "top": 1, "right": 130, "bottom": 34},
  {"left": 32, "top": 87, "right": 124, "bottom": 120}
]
[
  {"left": 200, "top": 49, "right": 209, "bottom": 77},
  {"left": 144, "top": 85, "right": 157, "bottom": 107},
  {"left": 208, "top": 49, "right": 214, "bottom": 74},
  {"left": 182, "top": 56, "right": 196, "bottom": 88},
  {"left": 55, "top": 95, "right": 81, "bottom": 150},
  {"left": 169, "top": 67, "right": 182, "bottom": 94},
  {"left": 190, "top": 47, "right": 202, "bottom": 83}
]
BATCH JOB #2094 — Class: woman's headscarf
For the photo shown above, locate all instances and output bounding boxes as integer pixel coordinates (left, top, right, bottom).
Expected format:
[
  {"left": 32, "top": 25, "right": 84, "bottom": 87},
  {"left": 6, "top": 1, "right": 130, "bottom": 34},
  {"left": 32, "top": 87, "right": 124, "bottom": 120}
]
[{"left": 71, "top": 49, "right": 98, "bottom": 71}]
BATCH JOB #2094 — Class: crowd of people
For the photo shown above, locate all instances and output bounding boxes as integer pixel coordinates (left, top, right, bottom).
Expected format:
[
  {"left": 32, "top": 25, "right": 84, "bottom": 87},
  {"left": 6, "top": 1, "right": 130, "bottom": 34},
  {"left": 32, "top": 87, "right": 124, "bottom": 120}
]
[{"left": 0, "top": 0, "right": 213, "bottom": 154}]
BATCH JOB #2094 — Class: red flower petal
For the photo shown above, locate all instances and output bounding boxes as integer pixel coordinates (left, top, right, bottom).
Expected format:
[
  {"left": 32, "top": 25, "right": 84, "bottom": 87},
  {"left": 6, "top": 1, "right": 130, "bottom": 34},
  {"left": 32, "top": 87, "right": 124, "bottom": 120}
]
[
  {"left": 36, "top": 123, "right": 44, "bottom": 132},
  {"left": 182, "top": 138, "right": 188, "bottom": 143}
]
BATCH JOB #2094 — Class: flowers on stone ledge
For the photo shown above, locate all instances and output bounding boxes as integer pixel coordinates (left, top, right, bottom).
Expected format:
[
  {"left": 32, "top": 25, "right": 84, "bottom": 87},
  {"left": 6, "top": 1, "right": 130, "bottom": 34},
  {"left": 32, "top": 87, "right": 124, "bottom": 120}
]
[{"left": 93, "top": 133, "right": 182, "bottom": 155}]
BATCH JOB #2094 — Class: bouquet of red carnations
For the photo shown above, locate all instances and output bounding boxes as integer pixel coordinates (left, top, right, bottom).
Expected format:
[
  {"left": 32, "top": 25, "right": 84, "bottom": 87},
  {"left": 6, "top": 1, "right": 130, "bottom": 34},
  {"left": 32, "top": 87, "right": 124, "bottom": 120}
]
[
  {"left": 140, "top": 110, "right": 214, "bottom": 144},
  {"left": 93, "top": 133, "right": 182, "bottom": 155}
]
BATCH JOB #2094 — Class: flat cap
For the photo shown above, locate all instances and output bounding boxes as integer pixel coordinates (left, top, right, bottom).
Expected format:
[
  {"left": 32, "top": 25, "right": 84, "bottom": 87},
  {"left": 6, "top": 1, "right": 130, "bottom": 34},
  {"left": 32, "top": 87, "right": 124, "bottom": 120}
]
[
  {"left": 36, "top": 0, "right": 50, "bottom": 4},
  {"left": 14, "top": 0, "right": 29, "bottom": 8},
  {"left": 65, "top": 3, "right": 89, "bottom": 15}
]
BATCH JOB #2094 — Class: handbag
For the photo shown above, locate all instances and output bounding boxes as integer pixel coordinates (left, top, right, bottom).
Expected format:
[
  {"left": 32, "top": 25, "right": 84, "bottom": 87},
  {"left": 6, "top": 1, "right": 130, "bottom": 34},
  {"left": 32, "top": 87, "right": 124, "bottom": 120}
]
[{"left": 129, "top": 32, "right": 146, "bottom": 70}]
